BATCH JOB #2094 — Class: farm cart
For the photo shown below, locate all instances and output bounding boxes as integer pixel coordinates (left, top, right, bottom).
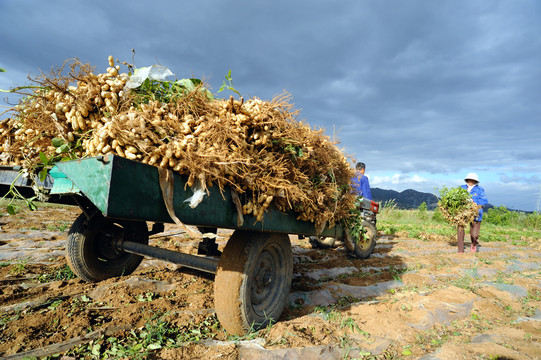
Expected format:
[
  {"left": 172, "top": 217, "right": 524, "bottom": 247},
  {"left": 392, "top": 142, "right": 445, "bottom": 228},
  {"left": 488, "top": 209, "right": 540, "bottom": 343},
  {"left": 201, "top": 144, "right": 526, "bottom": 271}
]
[{"left": 0, "top": 155, "right": 376, "bottom": 335}]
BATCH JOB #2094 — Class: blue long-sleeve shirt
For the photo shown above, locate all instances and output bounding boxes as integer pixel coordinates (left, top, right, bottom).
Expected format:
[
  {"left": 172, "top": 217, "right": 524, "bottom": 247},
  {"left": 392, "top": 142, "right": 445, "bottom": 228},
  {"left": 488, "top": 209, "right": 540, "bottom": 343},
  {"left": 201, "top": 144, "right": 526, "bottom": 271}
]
[
  {"left": 352, "top": 174, "right": 372, "bottom": 200},
  {"left": 461, "top": 184, "right": 488, "bottom": 221}
]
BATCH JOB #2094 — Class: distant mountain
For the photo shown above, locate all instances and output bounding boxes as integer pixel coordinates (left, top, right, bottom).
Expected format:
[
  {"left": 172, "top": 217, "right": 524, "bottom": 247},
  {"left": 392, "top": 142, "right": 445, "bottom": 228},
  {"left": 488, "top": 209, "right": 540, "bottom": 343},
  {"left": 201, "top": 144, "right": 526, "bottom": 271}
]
[
  {"left": 371, "top": 188, "right": 496, "bottom": 211},
  {"left": 371, "top": 188, "right": 440, "bottom": 210}
]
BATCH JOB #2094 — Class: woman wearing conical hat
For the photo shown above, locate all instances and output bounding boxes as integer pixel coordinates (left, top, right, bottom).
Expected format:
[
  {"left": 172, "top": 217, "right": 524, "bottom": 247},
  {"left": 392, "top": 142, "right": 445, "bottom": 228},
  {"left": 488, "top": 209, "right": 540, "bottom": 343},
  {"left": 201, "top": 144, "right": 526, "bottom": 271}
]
[{"left": 457, "top": 173, "right": 488, "bottom": 253}]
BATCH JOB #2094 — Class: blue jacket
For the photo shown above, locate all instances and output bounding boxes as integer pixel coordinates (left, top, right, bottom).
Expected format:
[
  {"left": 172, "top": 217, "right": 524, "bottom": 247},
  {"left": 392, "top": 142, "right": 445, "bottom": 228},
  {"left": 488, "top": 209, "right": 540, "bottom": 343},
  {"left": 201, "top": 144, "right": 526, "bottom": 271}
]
[
  {"left": 352, "top": 174, "right": 372, "bottom": 200},
  {"left": 461, "top": 184, "right": 488, "bottom": 221}
]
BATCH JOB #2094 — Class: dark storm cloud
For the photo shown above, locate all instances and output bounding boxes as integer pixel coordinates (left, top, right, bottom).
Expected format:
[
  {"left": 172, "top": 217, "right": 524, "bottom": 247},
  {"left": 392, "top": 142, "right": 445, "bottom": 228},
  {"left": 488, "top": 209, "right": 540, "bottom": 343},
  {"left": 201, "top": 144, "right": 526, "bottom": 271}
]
[{"left": 1, "top": 0, "right": 540, "bottom": 210}]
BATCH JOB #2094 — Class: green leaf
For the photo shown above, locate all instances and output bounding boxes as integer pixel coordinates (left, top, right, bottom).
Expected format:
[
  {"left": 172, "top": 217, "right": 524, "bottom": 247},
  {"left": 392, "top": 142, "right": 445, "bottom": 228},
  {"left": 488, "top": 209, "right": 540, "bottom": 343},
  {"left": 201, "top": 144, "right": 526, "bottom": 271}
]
[
  {"left": 176, "top": 78, "right": 196, "bottom": 92},
  {"left": 58, "top": 143, "right": 70, "bottom": 153},
  {"left": 217, "top": 70, "right": 241, "bottom": 97},
  {"left": 47, "top": 299, "right": 63, "bottom": 310},
  {"left": 402, "top": 349, "right": 412, "bottom": 355},
  {"left": 27, "top": 198, "right": 37, "bottom": 211},
  {"left": 6, "top": 204, "right": 17, "bottom": 215},
  {"left": 52, "top": 137, "right": 64, "bottom": 148},
  {"left": 39, "top": 152, "right": 49, "bottom": 165},
  {"left": 147, "top": 343, "right": 162, "bottom": 350},
  {"left": 0, "top": 68, "right": 6, "bottom": 72},
  {"left": 39, "top": 168, "right": 48, "bottom": 182}
]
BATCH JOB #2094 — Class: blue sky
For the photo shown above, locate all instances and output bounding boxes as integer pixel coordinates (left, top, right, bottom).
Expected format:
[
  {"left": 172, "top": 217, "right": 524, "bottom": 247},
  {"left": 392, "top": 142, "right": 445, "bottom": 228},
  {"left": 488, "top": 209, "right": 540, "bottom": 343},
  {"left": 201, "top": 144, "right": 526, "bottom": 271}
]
[{"left": 1, "top": 0, "right": 540, "bottom": 211}]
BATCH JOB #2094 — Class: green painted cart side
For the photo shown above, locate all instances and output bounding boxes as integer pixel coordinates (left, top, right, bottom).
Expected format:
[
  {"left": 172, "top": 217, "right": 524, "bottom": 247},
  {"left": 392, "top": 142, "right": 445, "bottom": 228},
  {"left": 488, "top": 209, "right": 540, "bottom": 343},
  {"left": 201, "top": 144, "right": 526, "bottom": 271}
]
[{"left": 50, "top": 155, "right": 346, "bottom": 238}]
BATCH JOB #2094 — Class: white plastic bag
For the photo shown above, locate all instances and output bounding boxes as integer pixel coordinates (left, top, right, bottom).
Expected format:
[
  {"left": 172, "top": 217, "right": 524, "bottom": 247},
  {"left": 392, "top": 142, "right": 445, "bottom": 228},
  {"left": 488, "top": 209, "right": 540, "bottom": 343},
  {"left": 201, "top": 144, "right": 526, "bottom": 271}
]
[
  {"left": 185, "top": 180, "right": 207, "bottom": 209},
  {"left": 124, "top": 65, "right": 174, "bottom": 89}
]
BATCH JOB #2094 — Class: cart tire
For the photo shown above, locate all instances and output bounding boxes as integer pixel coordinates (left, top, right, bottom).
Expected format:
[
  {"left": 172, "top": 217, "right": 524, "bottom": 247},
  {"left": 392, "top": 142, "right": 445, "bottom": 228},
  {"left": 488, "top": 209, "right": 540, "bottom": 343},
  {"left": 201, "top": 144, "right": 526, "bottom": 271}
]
[
  {"left": 353, "top": 220, "right": 377, "bottom": 259},
  {"left": 66, "top": 213, "right": 148, "bottom": 282},
  {"left": 214, "top": 231, "right": 293, "bottom": 335}
]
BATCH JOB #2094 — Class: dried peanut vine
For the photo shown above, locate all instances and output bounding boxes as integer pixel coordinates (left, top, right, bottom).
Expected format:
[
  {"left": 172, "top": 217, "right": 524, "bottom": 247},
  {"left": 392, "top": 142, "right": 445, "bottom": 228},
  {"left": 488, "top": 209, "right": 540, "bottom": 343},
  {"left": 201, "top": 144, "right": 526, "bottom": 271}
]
[{"left": 0, "top": 57, "right": 358, "bottom": 229}]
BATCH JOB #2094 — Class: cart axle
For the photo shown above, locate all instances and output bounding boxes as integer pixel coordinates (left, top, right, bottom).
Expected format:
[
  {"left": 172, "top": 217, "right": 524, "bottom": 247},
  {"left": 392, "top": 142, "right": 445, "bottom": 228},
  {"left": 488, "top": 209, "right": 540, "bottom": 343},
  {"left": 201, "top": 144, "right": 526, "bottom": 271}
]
[{"left": 116, "top": 240, "right": 219, "bottom": 274}]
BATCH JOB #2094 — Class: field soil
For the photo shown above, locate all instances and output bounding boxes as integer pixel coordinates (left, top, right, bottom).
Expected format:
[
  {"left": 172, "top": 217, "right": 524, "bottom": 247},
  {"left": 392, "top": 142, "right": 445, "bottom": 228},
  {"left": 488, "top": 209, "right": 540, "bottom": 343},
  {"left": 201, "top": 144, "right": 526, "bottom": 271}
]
[{"left": 0, "top": 205, "right": 540, "bottom": 359}]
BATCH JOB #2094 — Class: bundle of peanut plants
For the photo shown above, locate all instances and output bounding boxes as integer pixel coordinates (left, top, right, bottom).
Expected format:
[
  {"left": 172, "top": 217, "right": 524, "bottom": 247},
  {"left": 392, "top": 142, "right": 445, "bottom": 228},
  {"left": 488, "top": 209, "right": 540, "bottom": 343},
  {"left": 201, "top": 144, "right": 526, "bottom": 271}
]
[
  {"left": 437, "top": 186, "right": 480, "bottom": 227},
  {"left": 0, "top": 57, "right": 358, "bottom": 230}
]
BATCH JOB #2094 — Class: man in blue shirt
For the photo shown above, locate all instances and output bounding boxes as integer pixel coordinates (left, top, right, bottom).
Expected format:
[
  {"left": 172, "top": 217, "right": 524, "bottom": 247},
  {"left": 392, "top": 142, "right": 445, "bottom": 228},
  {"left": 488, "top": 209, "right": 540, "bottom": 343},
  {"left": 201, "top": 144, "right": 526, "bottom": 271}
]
[{"left": 351, "top": 162, "right": 372, "bottom": 200}]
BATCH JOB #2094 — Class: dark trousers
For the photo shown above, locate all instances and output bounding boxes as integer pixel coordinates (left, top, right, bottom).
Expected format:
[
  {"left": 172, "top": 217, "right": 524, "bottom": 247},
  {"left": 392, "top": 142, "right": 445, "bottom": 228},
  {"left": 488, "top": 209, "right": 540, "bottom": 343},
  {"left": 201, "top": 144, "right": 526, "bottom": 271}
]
[{"left": 457, "top": 221, "right": 481, "bottom": 253}]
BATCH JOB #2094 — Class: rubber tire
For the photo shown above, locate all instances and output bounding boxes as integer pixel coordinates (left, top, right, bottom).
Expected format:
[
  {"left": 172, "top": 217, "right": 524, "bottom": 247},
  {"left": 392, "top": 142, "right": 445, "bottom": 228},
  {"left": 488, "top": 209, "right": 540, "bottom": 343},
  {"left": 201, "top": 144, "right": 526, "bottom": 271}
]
[
  {"left": 66, "top": 213, "right": 148, "bottom": 282},
  {"left": 353, "top": 220, "right": 377, "bottom": 259},
  {"left": 214, "top": 231, "right": 293, "bottom": 335}
]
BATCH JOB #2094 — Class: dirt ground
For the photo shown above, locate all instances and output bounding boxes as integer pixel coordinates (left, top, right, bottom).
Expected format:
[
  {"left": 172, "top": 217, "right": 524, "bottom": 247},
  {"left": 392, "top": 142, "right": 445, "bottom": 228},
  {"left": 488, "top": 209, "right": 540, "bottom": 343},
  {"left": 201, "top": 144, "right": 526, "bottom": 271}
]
[{"left": 0, "top": 204, "right": 540, "bottom": 359}]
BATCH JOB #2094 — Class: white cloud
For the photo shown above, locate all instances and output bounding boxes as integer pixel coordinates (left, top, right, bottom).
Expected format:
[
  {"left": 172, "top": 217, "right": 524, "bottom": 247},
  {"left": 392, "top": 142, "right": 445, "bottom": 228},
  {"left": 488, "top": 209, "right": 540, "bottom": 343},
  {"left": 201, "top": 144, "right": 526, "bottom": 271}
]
[{"left": 372, "top": 173, "right": 429, "bottom": 187}]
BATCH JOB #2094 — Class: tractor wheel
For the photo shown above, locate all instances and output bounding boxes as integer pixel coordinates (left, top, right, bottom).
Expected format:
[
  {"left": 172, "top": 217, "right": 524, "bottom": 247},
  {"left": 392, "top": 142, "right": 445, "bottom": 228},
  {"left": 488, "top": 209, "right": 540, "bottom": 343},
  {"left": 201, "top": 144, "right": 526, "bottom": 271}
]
[
  {"left": 353, "top": 220, "right": 377, "bottom": 259},
  {"left": 214, "top": 231, "right": 293, "bottom": 335}
]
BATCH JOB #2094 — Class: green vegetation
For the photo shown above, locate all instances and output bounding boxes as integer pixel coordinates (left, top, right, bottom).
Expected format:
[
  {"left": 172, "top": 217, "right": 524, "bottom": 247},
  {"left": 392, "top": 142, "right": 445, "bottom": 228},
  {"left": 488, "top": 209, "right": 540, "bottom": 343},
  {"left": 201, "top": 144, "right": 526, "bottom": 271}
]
[
  {"left": 437, "top": 186, "right": 480, "bottom": 227},
  {"left": 0, "top": 172, "right": 38, "bottom": 215},
  {"left": 520, "top": 289, "right": 541, "bottom": 317},
  {"left": 134, "top": 77, "right": 212, "bottom": 105},
  {"left": 437, "top": 186, "right": 471, "bottom": 216},
  {"left": 9, "top": 258, "right": 29, "bottom": 275},
  {"left": 377, "top": 204, "right": 541, "bottom": 246},
  {"left": 218, "top": 69, "right": 241, "bottom": 98},
  {"left": 56, "top": 313, "right": 222, "bottom": 359},
  {"left": 485, "top": 205, "right": 541, "bottom": 229},
  {"left": 46, "top": 220, "right": 71, "bottom": 232},
  {"left": 37, "top": 264, "right": 77, "bottom": 283}
]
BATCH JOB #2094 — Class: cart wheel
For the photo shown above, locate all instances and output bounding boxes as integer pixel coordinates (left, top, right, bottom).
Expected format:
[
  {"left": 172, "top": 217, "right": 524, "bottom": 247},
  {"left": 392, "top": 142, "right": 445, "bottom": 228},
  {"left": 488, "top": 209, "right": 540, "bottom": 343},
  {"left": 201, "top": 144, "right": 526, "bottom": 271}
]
[
  {"left": 353, "top": 220, "right": 377, "bottom": 259},
  {"left": 66, "top": 213, "right": 148, "bottom": 282},
  {"left": 214, "top": 231, "right": 293, "bottom": 335}
]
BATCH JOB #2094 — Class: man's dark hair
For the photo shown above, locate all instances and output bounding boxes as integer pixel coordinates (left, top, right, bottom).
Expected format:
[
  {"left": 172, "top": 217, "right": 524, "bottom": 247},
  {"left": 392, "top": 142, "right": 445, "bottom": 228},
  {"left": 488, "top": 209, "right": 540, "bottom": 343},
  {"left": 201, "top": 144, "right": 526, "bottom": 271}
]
[{"left": 356, "top": 162, "right": 365, "bottom": 170}]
